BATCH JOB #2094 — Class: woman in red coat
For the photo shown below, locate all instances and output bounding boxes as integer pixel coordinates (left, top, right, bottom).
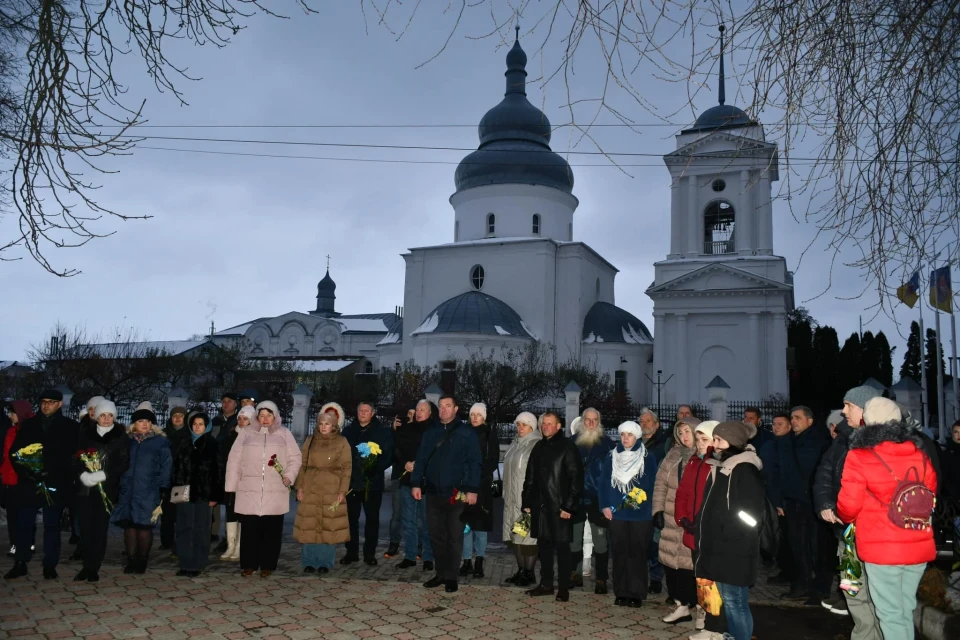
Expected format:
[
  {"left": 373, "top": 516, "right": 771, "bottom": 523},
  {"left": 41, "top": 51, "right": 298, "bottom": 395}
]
[
  {"left": 838, "top": 398, "right": 937, "bottom": 640},
  {"left": 674, "top": 420, "right": 718, "bottom": 551}
]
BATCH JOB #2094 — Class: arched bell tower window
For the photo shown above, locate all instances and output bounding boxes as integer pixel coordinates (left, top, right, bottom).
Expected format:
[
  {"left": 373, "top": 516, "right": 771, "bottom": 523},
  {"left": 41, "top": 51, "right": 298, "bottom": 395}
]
[
  {"left": 532, "top": 214, "right": 541, "bottom": 235},
  {"left": 486, "top": 213, "right": 496, "bottom": 236},
  {"left": 703, "top": 200, "right": 736, "bottom": 255}
]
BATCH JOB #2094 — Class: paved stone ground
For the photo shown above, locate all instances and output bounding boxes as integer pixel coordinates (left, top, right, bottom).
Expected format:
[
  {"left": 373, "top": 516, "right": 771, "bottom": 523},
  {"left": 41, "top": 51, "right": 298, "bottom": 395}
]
[{"left": 1, "top": 491, "right": 840, "bottom": 640}]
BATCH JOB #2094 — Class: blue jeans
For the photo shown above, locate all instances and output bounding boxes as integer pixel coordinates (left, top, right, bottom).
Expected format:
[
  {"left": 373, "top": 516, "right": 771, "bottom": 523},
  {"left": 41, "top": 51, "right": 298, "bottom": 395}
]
[
  {"left": 400, "top": 489, "right": 433, "bottom": 561},
  {"left": 15, "top": 505, "right": 64, "bottom": 568},
  {"left": 301, "top": 543, "right": 336, "bottom": 569},
  {"left": 463, "top": 530, "right": 488, "bottom": 559},
  {"left": 716, "top": 582, "right": 752, "bottom": 640},
  {"left": 864, "top": 563, "right": 925, "bottom": 640}
]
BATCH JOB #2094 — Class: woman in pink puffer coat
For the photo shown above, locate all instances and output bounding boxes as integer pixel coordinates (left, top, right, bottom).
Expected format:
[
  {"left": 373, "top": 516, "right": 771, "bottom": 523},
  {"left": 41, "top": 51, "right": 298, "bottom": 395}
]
[{"left": 225, "top": 401, "right": 301, "bottom": 577}]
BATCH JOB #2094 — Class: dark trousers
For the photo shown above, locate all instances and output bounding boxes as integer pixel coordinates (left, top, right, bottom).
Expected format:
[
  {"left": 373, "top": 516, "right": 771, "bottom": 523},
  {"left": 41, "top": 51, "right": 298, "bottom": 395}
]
[
  {"left": 784, "top": 499, "right": 831, "bottom": 595},
  {"left": 537, "top": 536, "right": 573, "bottom": 590},
  {"left": 424, "top": 495, "right": 465, "bottom": 582},
  {"left": 664, "top": 567, "right": 697, "bottom": 607},
  {"left": 238, "top": 514, "right": 283, "bottom": 571},
  {"left": 389, "top": 486, "right": 403, "bottom": 544},
  {"left": 610, "top": 519, "right": 653, "bottom": 600},
  {"left": 76, "top": 493, "right": 111, "bottom": 573},
  {"left": 14, "top": 504, "right": 63, "bottom": 568},
  {"left": 776, "top": 514, "right": 794, "bottom": 579},
  {"left": 159, "top": 493, "right": 177, "bottom": 548},
  {"left": 176, "top": 502, "right": 212, "bottom": 571},
  {"left": 346, "top": 490, "right": 383, "bottom": 559}
]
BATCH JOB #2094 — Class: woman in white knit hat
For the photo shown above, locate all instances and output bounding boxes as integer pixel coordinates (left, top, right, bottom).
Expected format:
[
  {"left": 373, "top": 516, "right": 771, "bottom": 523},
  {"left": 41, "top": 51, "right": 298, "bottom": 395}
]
[
  {"left": 460, "top": 403, "right": 500, "bottom": 579},
  {"left": 501, "top": 411, "right": 541, "bottom": 586}
]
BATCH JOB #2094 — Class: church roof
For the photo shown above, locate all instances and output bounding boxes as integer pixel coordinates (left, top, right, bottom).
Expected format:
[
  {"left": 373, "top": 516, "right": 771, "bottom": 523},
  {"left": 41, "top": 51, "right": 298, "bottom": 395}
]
[
  {"left": 454, "top": 27, "right": 574, "bottom": 194},
  {"left": 581, "top": 302, "right": 653, "bottom": 345},
  {"left": 317, "top": 269, "right": 336, "bottom": 295},
  {"left": 411, "top": 291, "right": 534, "bottom": 338}
]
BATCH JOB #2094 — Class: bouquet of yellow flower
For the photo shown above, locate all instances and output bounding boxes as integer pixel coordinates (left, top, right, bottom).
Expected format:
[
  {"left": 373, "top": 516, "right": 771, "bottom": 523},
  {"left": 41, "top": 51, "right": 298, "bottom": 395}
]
[
  {"left": 77, "top": 448, "right": 113, "bottom": 513},
  {"left": 357, "top": 442, "right": 382, "bottom": 500},
  {"left": 327, "top": 489, "right": 352, "bottom": 512},
  {"left": 512, "top": 512, "right": 532, "bottom": 538},
  {"left": 11, "top": 443, "right": 56, "bottom": 505},
  {"left": 623, "top": 487, "right": 648, "bottom": 510}
]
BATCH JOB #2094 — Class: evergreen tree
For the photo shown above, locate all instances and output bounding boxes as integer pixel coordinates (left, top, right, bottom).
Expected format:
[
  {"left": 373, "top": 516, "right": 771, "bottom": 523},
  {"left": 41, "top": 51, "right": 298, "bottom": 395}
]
[
  {"left": 874, "top": 331, "right": 894, "bottom": 387},
  {"left": 899, "top": 321, "right": 923, "bottom": 383},
  {"left": 812, "top": 326, "right": 842, "bottom": 414},
  {"left": 839, "top": 333, "right": 862, "bottom": 394},
  {"left": 788, "top": 308, "right": 816, "bottom": 406},
  {"left": 924, "top": 328, "right": 946, "bottom": 421},
  {"left": 860, "top": 330, "right": 877, "bottom": 382}
]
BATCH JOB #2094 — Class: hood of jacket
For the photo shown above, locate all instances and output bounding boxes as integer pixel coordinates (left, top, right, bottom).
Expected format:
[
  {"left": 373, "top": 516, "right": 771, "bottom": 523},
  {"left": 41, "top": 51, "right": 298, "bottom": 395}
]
[
  {"left": 849, "top": 421, "right": 925, "bottom": 451},
  {"left": 707, "top": 446, "right": 762, "bottom": 477},
  {"left": 9, "top": 400, "right": 34, "bottom": 423}
]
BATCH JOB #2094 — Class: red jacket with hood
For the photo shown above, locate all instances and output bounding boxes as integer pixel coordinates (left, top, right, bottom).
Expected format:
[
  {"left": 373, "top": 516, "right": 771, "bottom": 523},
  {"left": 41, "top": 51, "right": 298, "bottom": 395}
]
[{"left": 674, "top": 448, "right": 713, "bottom": 550}]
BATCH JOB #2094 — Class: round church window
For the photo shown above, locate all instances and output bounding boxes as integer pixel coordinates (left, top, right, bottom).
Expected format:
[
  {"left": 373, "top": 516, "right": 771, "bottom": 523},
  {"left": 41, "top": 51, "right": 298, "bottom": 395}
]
[
  {"left": 711, "top": 179, "right": 726, "bottom": 192},
  {"left": 470, "top": 265, "right": 485, "bottom": 290}
]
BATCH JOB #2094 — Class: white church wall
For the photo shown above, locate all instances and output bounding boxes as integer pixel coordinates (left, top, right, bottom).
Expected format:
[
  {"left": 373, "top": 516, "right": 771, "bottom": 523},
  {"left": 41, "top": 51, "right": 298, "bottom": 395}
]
[
  {"left": 554, "top": 246, "right": 618, "bottom": 363},
  {"left": 581, "top": 342, "right": 653, "bottom": 405},
  {"left": 450, "top": 184, "right": 579, "bottom": 243}
]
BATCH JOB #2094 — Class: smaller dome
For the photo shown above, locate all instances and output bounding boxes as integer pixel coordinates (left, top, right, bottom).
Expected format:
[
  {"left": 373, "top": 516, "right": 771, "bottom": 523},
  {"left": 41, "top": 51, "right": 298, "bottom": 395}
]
[
  {"left": 582, "top": 302, "right": 652, "bottom": 344},
  {"left": 411, "top": 291, "right": 534, "bottom": 338},
  {"left": 687, "top": 104, "right": 756, "bottom": 133},
  {"left": 506, "top": 37, "right": 527, "bottom": 71},
  {"left": 317, "top": 269, "right": 336, "bottom": 295}
]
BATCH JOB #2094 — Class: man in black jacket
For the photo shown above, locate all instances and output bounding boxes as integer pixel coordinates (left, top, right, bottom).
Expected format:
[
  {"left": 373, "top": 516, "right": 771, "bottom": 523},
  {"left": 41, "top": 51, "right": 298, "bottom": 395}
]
[
  {"left": 386, "top": 403, "right": 417, "bottom": 559},
  {"left": 5, "top": 389, "right": 80, "bottom": 580},
  {"left": 412, "top": 395, "right": 480, "bottom": 593},
  {"left": 341, "top": 401, "right": 394, "bottom": 566},
  {"left": 522, "top": 411, "right": 584, "bottom": 602}
]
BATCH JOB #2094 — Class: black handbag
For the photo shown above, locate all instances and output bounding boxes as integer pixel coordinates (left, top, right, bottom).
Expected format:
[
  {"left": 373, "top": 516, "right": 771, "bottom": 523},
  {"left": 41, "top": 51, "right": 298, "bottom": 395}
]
[{"left": 491, "top": 465, "right": 503, "bottom": 499}]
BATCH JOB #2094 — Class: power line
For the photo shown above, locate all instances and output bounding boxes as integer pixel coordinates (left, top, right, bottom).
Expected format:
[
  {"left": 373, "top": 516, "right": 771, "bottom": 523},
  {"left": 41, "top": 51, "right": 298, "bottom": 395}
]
[{"left": 92, "top": 120, "right": 960, "bottom": 129}]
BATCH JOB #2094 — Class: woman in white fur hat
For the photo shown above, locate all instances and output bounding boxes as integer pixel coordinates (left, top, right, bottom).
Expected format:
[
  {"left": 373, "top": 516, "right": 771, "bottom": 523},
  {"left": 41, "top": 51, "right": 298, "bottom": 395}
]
[{"left": 501, "top": 411, "right": 541, "bottom": 587}]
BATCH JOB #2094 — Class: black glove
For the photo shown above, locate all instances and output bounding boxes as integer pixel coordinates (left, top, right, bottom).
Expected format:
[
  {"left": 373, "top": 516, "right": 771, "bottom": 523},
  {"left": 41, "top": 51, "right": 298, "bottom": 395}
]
[
  {"left": 653, "top": 511, "right": 665, "bottom": 529},
  {"left": 679, "top": 517, "right": 695, "bottom": 534}
]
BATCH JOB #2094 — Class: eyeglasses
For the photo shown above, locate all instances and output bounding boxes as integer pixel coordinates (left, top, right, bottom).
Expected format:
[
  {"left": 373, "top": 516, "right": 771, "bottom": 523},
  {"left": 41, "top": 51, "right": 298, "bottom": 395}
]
[{"left": 40, "top": 400, "right": 60, "bottom": 405}]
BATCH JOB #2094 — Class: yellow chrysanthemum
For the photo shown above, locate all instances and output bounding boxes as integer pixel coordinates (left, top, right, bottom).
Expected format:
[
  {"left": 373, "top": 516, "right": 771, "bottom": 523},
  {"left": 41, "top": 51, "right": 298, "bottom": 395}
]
[
  {"left": 368, "top": 442, "right": 382, "bottom": 456},
  {"left": 18, "top": 443, "right": 42, "bottom": 456}
]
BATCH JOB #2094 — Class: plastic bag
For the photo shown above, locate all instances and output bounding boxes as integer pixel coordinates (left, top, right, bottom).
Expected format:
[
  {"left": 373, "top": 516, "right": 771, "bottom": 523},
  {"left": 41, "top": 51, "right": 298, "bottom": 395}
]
[{"left": 696, "top": 577, "right": 723, "bottom": 616}]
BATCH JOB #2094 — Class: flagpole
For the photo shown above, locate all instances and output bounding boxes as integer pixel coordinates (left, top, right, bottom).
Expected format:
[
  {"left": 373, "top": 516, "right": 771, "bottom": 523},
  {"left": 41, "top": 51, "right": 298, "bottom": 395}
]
[
  {"left": 919, "top": 278, "right": 930, "bottom": 432},
  {"left": 933, "top": 241, "right": 947, "bottom": 443},
  {"left": 952, "top": 308, "right": 959, "bottom": 422}
]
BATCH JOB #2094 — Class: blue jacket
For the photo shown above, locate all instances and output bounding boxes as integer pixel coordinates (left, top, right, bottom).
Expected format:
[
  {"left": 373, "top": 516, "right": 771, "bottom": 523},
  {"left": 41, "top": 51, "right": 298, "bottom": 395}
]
[
  {"left": 341, "top": 417, "right": 394, "bottom": 494},
  {"left": 778, "top": 424, "right": 830, "bottom": 505},
  {"left": 597, "top": 442, "right": 659, "bottom": 521},
  {"left": 411, "top": 419, "right": 481, "bottom": 496},
  {"left": 112, "top": 431, "right": 172, "bottom": 526},
  {"left": 579, "top": 436, "right": 616, "bottom": 504}
]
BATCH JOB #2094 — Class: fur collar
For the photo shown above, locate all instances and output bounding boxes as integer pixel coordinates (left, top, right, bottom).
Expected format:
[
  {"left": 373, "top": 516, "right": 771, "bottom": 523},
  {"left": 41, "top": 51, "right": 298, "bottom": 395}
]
[{"left": 848, "top": 421, "right": 924, "bottom": 450}]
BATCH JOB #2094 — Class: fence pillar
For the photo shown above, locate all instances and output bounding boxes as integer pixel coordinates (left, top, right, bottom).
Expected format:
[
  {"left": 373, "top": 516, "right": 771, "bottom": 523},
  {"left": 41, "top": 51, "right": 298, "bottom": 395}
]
[
  {"left": 564, "top": 382, "right": 582, "bottom": 436},
  {"left": 55, "top": 384, "right": 74, "bottom": 414},
  {"left": 705, "top": 376, "right": 730, "bottom": 422},
  {"left": 424, "top": 384, "right": 443, "bottom": 407},
  {"left": 167, "top": 387, "right": 188, "bottom": 412},
  {"left": 291, "top": 384, "right": 313, "bottom": 442}
]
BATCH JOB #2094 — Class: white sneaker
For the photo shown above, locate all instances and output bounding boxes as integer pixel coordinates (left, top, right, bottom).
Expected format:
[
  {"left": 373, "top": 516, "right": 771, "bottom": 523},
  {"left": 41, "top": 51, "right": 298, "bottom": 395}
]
[
  {"left": 688, "top": 631, "right": 723, "bottom": 640},
  {"left": 696, "top": 605, "right": 706, "bottom": 630},
  {"left": 663, "top": 605, "right": 692, "bottom": 624}
]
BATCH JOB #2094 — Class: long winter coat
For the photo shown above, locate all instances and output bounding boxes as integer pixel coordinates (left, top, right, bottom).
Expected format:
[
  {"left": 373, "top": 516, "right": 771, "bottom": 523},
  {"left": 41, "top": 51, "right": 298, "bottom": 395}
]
[
  {"left": 172, "top": 433, "right": 223, "bottom": 504},
  {"left": 9, "top": 410, "right": 81, "bottom": 506},
  {"left": 502, "top": 428, "right": 541, "bottom": 545},
  {"left": 522, "top": 431, "right": 584, "bottom": 542},
  {"left": 293, "top": 432, "right": 351, "bottom": 545},
  {"left": 225, "top": 421, "right": 301, "bottom": 516},
  {"left": 694, "top": 447, "right": 766, "bottom": 587},
  {"left": 111, "top": 427, "right": 172, "bottom": 526},
  {"left": 75, "top": 422, "right": 131, "bottom": 508},
  {"left": 674, "top": 450, "right": 713, "bottom": 551},
  {"left": 837, "top": 421, "right": 938, "bottom": 565},
  {"left": 461, "top": 423, "right": 500, "bottom": 532},
  {"left": 652, "top": 424, "right": 696, "bottom": 570}
]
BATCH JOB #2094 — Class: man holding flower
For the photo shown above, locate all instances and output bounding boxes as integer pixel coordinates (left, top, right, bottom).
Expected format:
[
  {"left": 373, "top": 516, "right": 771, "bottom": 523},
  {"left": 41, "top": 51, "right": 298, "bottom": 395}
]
[{"left": 341, "top": 401, "right": 393, "bottom": 566}]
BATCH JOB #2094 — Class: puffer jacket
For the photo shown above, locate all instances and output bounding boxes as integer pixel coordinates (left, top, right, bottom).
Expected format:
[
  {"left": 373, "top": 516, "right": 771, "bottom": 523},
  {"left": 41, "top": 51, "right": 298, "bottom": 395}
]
[
  {"left": 225, "top": 421, "right": 302, "bottom": 516},
  {"left": 652, "top": 424, "right": 696, "bottom": 570},
  {"left": 522, "top": 431, "right": 583, "bottom": 541},
  {"left": 837, "top": 422, "right": 938, "bottom": 565},
  {"left": 293, "top": 432, "right": 351, "bottom": 545},
  {"left": 172, "top": 433, "right": 223, "bottom": 504},
  {"left": 674, "top": 449, "right": 713, "bottom": 550},
  {"left": 694, "top": 447, "right": 766, "bottom": 587},
  {"left": 502, "top": 428, "right": 541, "bottom": 545},
  {"left": 111, "top": 427, "right": 172, "bottom": 526}
]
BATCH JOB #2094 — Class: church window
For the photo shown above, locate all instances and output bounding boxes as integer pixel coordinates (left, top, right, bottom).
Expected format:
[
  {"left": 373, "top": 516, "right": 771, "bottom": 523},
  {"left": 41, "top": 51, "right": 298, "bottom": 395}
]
[
  {"left": 711, "top": 179, "right": 726, "bottom": 192},
  {"left": 703, "top": 200, "right": 736, "bottom": 255},
  {"left": 532, "top": 214, "right": 541, "bottom": 234},
  {"left": 364, "top": 361, "right": 374, "bottom": 374},
  {"left": 470, "top": 265, "right": 485, "bottom": 290},
  {"left": 486, "top": 213, "right": 496, "bottom": 235}
]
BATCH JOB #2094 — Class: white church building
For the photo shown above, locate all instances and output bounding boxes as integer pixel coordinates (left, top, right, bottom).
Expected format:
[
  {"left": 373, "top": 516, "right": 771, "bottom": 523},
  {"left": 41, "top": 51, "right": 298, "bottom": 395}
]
[{"left": 212, "top": 29, "right": 793, "bottom": 405}]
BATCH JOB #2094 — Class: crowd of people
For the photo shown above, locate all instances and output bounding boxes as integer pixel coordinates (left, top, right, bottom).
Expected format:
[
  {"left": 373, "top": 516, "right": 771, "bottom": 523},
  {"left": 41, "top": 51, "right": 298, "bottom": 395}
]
[{"left": 1, "top": 384, "right": 955, "bottom": 640}]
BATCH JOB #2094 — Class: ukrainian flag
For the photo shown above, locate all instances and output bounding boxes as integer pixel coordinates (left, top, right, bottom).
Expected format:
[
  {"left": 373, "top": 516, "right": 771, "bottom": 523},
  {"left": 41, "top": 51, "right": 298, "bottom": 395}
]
[
  {"left": 929, "top": 266, "right": 953, "bottom": 313},
  {"left": 897, "top": 271, "right": 920, "bottom": 308}
]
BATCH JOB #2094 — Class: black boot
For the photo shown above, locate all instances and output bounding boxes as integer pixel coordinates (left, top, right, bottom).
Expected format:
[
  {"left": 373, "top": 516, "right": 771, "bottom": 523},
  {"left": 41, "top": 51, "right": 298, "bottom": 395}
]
[
  {"left": 4, "top": 562, "right": 27, "bottom": 579},
  {"left": 459, "top": 559, "right": 473, "bottom": 576},
  {"left": 593, "top": 552, "right": 609, "bottom": 582},
  {"left": 504, "top": 568, "right": 524, "bottom": 584},
  {"left": 472, "top": 557, "right": 484, "bottom": 578},
  {"left": 516, "top": 569, "right": 536, "bottom": 587},
  {"left": 137, "top": 555, "right": 149, "bottom": 575},
  {"left": 215, "top": 539, "right": 228, "bottom": 554},
  {"left": 124, "top": 559, "right": 136, "bottom": 574}
]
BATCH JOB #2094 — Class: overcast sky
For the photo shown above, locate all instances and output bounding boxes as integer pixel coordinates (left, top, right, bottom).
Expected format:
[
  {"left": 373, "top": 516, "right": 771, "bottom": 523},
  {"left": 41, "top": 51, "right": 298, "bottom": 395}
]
[{"left": 0, "top": 3, "right": 928, "bottom": 368}]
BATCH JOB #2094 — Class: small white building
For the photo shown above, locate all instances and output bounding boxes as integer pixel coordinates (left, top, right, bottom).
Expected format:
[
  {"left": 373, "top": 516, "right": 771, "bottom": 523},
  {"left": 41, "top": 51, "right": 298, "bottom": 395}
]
[{"left": 646, "top": 44, "right": 794, "bottom": 404}]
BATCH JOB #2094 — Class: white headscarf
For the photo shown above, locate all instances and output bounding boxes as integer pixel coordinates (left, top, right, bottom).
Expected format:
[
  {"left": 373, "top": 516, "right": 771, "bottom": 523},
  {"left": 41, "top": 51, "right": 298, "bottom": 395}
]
[{"left": 610, "top": 421, "right": 647, "bottom": 494}]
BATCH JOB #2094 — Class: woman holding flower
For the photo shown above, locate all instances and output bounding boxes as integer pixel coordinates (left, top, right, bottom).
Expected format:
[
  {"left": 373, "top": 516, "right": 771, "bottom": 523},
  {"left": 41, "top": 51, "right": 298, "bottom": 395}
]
[
  {"left": 111, "top": 406, "right": 172, "bottom": 574},
  {"left": 171, "top": 413, "right": 221, "bottom": 576},
  {"left": 74, "top": 400, "right": 130, "bottom": 582},
  {"left": 598, "top": 421, "right": 659, "bottom": 607},
  {"left": 293, "top": 411, "right": 351, "bottom": 573},
  {"left": 225, "top": 400, "right": 301, "bottom": 577}
]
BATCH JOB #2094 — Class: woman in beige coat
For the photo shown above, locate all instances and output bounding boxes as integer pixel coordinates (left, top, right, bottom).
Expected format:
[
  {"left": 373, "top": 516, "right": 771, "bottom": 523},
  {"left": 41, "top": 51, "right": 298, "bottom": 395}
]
[
  {"left": 651, "top": 416, "right": 699, "bottom": 625},
  {"left": 294, "top": 411, "right": 351, "bottom": 574},
  {"left": 501, "top": 411, "right": 541, "bottom": 587}
]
